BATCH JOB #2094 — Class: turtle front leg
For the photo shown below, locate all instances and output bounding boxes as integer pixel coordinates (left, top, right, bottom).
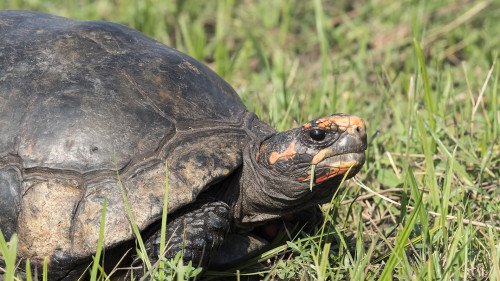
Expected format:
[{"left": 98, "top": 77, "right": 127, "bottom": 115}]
[{"left": 143, "top": 201, "right": 230, "bottom": 272}]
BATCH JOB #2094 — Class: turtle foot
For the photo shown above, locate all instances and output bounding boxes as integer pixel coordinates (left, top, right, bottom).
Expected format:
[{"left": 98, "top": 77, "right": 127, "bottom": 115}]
[{"left": 131, "top": 200, "right": 230, "bottom": 279}]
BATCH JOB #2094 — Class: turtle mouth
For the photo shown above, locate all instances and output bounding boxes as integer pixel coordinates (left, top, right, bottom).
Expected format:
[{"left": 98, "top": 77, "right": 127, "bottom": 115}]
[
  {"left": 298, "top": 152, "right": 365, "bottom": 183},
  {"left": 314, "top": 152, "right": 365, "bottom": 182}
]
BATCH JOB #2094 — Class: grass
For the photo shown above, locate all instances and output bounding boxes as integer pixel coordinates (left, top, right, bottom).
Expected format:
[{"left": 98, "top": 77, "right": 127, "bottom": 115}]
[{"left": 1, "top": 0, "right": 499, "bottom": 280}]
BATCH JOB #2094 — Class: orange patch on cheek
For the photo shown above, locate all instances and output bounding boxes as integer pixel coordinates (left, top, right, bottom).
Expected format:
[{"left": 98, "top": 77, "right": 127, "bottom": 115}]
[{"left": 268, "top": 142, "right": 296, "bottom": 164}]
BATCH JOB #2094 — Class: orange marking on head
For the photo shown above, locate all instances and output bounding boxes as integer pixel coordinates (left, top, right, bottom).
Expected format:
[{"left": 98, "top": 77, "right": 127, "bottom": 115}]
[
  {"left": 269, "top": 142, "right": 296, "bottom": 164},
  {"left": 311, "top": 148, "right": 334, "bottom": 164},
  {"left": 303, "top": 123, "right": 311, "bottom": 129},
  {"left": 314, "top": 115, "right": 366, "bottom": 131},
  {"left": 319, "top": 169, "right": 338, "bottom": 183},
  {"left": 315, "top": 169, "right": 344, "bottom": 183},
  {"left": 314, "top": 175, "right": 330, "bottom": 183},
  {"left": 308, "top": 159, "right": 360, "bottom": 183},
  {"left": 315, "top": 116, "right": 335, "bottom": 129},
  {"left": 298, "top": 175, "right": 311, "bottom": 181},
  {"left": 349, "top": 115, "right": 365, "bottom": 130}
]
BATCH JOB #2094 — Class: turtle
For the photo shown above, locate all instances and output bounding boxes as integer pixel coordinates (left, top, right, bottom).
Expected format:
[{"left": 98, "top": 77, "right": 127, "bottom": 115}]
[{"left": 0, "top": 10, "right": 367, "bottom": 280}]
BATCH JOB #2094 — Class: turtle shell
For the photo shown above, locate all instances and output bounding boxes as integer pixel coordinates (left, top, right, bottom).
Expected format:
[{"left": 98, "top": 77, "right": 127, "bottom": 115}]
[{"left": 0, "top": 10, "right": 275, "bottom": 270}]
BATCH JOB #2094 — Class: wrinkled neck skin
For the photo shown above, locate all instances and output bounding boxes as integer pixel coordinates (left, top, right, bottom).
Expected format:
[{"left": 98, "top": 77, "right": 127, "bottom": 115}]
[{"left": 232, "top": 138, "right": 339, "bottom": 231}]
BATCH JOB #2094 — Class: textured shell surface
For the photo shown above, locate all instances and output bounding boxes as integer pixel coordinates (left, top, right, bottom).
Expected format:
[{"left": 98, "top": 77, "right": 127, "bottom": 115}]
[{"left": 0, "top": 10, "right": 274, "bottom": 266}]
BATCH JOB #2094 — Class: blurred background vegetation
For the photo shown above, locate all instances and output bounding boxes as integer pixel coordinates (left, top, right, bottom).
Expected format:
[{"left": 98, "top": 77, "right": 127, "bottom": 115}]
[
  {"left": 1, "top": 0, "right": 499, "bottom": 279},
  {"left": 2, "top": 0, "right": 497, "bottom": 129}
]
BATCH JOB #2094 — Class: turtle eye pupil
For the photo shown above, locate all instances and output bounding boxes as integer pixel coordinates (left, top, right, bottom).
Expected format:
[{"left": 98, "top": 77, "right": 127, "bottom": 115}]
[{"left": 309, "top": 129, "right": 326, "bottom": 141}]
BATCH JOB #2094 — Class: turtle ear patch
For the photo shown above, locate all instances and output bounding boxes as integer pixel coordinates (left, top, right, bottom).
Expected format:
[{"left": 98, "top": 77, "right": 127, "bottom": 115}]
[{"left": 268, "top": 142, "right": 297, "bottom": 164}]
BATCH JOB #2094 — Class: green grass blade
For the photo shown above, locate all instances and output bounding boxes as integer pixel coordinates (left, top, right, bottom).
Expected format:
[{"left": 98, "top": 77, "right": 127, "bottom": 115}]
[
  {"left": 309, "top": 164, "right": 316, "bottom": 191},
  {"left": 492, "top": 59, "right": 499, "bottom": 139},
  {"left": 90, "top": 197, "right": 107, "bottom": 281},
  {"left": 478, "top": 135, "right": 498, "bottom": 185},
  {"left": 114, "top": 150, "right": 151, "bottom": 270},
  {"left": 25, "top": 259, "right": 32, "bottom": 281},
  {"left": 159, "top": 160, "right": 170, "bottom": 279},
  {"left": 414, "top": 38, "right": 436, "bottom": 132},
  {"left": 0, "top": 230, "right": 17, "bottom": 281},
  {"left": 416, "top": 113, "right": 439, "bottom": 209},
  {"left": 215, "top": 0, "right": 234, "bottom": 78},
  {"left": 441, "top": 146, "right": 456, "bottom": 248},
  {"left": 313, "top": 0, "right": 331, "bottom": 77},
  {"left": 43, "top": 257, "right": 48, "bottom": 281},
  {"left": 488, "top": 227, "right": 500, "bottom": 280},
  {"left": 318, "top": 242, "right": 331, "bottom": 281}
]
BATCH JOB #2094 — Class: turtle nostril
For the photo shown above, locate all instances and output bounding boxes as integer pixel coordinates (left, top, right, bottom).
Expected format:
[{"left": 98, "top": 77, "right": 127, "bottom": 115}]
[
  {"left": 355, "top": 125, "right": 366, "bottom": 136},
  {"left": 349, "top": 126, "right": 367, "bottom": 145},
  {"left": 350, "top": 126, "right": 363, "bottom": 136}
]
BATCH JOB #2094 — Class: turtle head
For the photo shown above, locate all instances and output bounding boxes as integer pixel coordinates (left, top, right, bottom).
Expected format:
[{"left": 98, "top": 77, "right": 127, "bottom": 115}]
[
  {"left": 256, "top": 113, "right": 367, "bottom": 185},
  {"left": 235, "top": 113, "right": 367, "bottom": 226}
]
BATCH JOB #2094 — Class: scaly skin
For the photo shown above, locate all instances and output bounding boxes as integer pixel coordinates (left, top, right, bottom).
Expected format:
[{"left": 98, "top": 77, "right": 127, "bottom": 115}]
[{"left": 144, "top": 114, "right": 367, "bottom": 272}]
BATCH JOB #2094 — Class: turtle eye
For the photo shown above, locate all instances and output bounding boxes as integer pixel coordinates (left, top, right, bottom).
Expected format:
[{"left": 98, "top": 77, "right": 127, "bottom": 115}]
[{"left": 309, "top": 129, "right": 326, "bottom": 141}]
